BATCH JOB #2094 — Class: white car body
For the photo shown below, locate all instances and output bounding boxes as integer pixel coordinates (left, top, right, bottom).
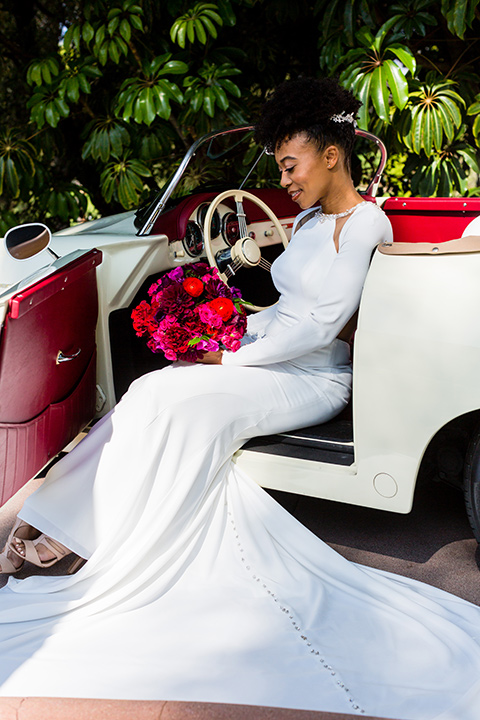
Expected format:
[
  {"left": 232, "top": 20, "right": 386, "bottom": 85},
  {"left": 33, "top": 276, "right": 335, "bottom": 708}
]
[{"left": 2, "top": 127, "right": 480, "bottom": 541}]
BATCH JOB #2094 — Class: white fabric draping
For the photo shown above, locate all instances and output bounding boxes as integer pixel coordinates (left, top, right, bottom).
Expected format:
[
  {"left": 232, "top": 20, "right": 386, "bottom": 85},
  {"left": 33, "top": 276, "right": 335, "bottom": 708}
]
[{"left": 0, "top": 362, "right": 479, "bottom": 719}]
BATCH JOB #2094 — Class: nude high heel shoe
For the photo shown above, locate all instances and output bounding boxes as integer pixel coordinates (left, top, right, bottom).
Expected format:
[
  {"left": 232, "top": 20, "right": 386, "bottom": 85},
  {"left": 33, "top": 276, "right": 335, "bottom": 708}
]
[
  {"left": 0, "top": 549, "right": 23, "bottom": 574},
  {"left": 0, "top": 518, "right": 40, "bottom": 574},
  {"left": 10, "top": 533, "right": 85, "bottom": 574}
]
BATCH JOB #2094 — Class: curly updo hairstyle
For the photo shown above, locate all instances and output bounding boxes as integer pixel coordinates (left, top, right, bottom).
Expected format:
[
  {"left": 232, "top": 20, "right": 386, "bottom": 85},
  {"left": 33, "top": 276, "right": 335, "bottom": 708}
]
[{"left": 254, "top": 77, "right": 361, "bottom": 170}]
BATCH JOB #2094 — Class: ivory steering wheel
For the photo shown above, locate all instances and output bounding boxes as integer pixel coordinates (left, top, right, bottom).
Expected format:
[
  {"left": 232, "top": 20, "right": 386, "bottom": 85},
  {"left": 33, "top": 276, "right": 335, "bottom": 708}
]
[{"left": 203, "top": 189, "right": 289, "bottom": 311}]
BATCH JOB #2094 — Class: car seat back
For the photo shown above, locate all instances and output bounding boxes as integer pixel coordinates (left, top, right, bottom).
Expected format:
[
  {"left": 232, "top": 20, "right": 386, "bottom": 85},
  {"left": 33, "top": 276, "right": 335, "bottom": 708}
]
[{"left": 384, "top": 197, "right": 480, "bottom": 244}]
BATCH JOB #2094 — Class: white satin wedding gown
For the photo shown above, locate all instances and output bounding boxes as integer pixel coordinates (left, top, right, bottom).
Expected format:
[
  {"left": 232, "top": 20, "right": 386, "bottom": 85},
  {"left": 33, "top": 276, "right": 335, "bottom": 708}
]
[{"left": 1, "top": 203, "right": 480, "bottom": 719}]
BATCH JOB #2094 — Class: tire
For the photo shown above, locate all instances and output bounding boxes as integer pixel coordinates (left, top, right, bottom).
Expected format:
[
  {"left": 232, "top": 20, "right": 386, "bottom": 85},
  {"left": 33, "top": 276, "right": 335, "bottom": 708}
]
[{"left": 463, "top": 425, "right": 480, "bottom": 543}]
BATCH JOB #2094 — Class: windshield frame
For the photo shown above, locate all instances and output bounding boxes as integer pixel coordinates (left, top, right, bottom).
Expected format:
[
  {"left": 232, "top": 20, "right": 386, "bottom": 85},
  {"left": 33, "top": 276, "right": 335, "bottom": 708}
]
[{"left": 135, "top": 124, "right": 254, "bottom": 236}]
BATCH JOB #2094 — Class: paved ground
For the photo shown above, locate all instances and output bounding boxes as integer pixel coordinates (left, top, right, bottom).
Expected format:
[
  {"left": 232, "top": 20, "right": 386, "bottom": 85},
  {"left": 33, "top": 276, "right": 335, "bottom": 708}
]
[
  {"left": 0, "top": 697, "right": 389, "bottom": 720},
  {"left": 271, "top": 474, "right": 480, "bottom": 606}
]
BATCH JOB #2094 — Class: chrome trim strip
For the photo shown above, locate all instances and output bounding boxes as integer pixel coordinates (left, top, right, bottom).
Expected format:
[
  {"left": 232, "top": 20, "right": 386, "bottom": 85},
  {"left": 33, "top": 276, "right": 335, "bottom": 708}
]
[{"left": 279, "top": 432, "right": 354, "bottom": 448}]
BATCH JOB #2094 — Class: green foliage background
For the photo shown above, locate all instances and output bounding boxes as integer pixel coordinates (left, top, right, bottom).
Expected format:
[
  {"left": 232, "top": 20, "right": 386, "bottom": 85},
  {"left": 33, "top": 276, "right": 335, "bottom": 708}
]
[{"left": 1, "top": 0, "right": 479, "bottom": 232}]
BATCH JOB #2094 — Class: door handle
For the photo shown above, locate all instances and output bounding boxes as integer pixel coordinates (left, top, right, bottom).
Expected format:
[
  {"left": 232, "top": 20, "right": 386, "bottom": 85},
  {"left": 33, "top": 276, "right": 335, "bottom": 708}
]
[{"left": 56, "top": 348, "right": 81, "bottom": 364}]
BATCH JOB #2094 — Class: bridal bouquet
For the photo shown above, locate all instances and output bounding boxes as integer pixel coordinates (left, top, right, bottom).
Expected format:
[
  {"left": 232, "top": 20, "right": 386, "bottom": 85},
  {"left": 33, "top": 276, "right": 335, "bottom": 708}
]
[{"left": 131, "top": 262, "right": 247, "bottom": 362}]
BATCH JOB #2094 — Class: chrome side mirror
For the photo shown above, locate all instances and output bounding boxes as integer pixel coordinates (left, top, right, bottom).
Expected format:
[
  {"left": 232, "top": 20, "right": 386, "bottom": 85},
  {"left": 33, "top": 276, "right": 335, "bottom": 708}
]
[{"left": 4, "top": 223, "right": 58, "bottom": 260}]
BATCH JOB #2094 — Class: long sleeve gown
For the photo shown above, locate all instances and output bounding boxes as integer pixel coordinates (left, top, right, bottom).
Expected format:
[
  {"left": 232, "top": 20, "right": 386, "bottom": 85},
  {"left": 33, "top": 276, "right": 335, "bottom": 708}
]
[{"left": 1, "top": 202, "right": 480, "bottom": 719}]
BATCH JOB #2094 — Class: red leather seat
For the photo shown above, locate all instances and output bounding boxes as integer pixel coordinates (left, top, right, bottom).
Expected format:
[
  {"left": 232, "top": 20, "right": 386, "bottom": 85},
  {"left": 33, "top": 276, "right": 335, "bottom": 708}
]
[
  {"left": 384, "top": 197, "right": 480, "bottom": 243},
  {"left": 0, "top": 249, "right": 102, "bottom": 506}
]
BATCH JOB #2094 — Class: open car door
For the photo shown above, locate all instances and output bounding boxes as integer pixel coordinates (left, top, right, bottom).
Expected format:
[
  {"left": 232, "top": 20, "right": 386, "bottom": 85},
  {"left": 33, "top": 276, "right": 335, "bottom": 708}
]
[{"left": 0, "top": 235, "right": 102, "bottom": 506}]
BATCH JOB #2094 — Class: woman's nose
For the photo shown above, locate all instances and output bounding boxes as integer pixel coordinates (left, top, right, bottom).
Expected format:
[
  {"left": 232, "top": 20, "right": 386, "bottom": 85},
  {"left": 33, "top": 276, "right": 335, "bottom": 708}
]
[{"left": 280, "top": 172, "right": 290, "bottom": 188}]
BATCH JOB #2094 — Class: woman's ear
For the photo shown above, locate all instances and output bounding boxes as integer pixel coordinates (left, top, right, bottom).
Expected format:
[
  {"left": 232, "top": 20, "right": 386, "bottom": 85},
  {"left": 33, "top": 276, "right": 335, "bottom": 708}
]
[{"left": 325, "top": 145, "right": 339, "bottom": 169}]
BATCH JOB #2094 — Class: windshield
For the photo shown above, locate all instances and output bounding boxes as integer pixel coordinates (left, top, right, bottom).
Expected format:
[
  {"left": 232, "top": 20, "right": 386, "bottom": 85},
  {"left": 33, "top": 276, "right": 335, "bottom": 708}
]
[{"left": 134, "top": 126, "right": 280, "bottom": 235}]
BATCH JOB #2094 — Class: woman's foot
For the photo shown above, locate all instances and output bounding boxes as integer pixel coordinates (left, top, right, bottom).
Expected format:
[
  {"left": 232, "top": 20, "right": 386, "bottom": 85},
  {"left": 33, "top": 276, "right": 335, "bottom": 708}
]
[
  {"left": 10, "top": 521, "right": 45, "bottom": 560},
  {"left": 0, "top": 546, "right": 24, "bottom": 573},
  {"left": 2, "top": 518, "right": 81, "bottom": 574},
  {"left": 0, "top": 519, "right": 40, "bottom": 574},
  {"left": 12, "top": 536, "right": 56, "bottom": 565},
  {"left": 11, "top": 533, "right": 72, "bottom": 568}
]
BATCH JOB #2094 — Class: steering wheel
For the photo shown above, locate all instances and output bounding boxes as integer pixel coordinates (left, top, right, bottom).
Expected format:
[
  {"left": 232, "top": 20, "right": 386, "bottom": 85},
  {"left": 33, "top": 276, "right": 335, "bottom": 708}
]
[{"left": 203, "top": 189, "right": 289, "bottom": 311}]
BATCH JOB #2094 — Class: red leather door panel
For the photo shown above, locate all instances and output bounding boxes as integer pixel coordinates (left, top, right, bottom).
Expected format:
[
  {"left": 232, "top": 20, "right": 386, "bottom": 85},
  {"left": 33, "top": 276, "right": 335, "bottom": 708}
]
[{"left": 0, "top": 249, "right": 102, "bottom": 505}]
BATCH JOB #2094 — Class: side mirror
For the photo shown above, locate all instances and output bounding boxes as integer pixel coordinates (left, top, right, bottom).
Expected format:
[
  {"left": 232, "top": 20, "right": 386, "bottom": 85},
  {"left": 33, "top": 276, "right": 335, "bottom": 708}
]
[{"left": 4, "top": 223, "right": 55, "bottom": 260}]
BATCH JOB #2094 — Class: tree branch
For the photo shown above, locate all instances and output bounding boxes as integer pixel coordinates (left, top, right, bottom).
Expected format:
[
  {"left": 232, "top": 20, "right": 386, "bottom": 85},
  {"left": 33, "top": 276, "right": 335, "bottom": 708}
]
[
  {"left": 169, "top": 113, "right": 190, "bottom": 150},
  {"left": 128, "top": 40, "right": 143, "bottom": 71}
]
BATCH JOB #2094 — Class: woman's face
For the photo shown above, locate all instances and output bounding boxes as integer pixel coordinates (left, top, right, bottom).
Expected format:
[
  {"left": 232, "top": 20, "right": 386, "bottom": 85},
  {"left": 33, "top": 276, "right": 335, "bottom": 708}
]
[{"left": 275, "top": 133, "right": 334, "bottom": 210}]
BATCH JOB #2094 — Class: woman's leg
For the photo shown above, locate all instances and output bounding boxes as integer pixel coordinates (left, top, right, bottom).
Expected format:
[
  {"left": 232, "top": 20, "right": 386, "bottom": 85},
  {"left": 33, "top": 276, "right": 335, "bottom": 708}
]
[{"left": 8, "top": 360, "right": 350, "bottom": 571}]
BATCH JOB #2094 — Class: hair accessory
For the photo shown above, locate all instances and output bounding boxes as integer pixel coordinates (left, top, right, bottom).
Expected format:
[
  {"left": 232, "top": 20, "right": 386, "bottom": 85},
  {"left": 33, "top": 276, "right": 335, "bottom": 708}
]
[{"left": 330, "top": 111, "right": 357, "bottom": 127}]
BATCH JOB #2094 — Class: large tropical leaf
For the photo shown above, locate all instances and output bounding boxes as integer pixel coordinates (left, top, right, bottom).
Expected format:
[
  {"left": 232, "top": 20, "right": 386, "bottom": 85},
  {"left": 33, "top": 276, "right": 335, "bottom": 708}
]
[
  {"left": 441, "top": 0, "right": 480, "bottom": 39},
  {"left": 115, "top": 56, "right": 187, "bottom": 125},
  {"left": 182, "top": 61, "right": 241, "bottom": 119},
  {"left": 467, "top": 94, "right": 480, "bottom": 144},
  {"left": 82, "top": 118, "right": 131, "bottom": 161},
  {"left": 0, "top": 131, "right": 36, "bottom": 197},
  {"left": 41, "top": 183, "right": 91, "bottom": 223},
  {"left": 339, "top": 24, "right": 415, "bottom": 128},
  {"left": 100, "top": 155, "right": 151, "bottom": 208},
  {"left": 389, "top": 0, "right": 436, "bottom": 39},
  {"left": 170, "top": 2, "right": 223, "bottom": 48},
  {"left": 404, "top": 133, "right": 476, "bottom": 195},
  {"left": 404, "top": 78, "right": 465, "bottom": 156}
]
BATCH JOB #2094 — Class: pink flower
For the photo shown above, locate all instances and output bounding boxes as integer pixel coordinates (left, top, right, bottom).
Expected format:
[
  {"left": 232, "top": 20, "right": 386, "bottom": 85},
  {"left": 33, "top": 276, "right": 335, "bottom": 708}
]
[
  {"left": 168, "top": 267, "right": 185, "bottom": 282},
  {"left": 197, "top": 303, "right": 223, "bottom": 329},
  {"left": 223, "top": 337, "right": 242, "bottom": 352},
  {"left": 197, "top": 337, "right": 220, "bottom": 352},
  {"left": 220, "top": 326, "right": 244, "bottom": 351}
]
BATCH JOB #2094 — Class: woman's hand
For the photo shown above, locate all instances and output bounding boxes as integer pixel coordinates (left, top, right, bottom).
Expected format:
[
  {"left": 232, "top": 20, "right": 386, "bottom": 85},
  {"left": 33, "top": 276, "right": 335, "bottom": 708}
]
[{"left": 197, "top": 350, "right": 223, "bottom": 365}]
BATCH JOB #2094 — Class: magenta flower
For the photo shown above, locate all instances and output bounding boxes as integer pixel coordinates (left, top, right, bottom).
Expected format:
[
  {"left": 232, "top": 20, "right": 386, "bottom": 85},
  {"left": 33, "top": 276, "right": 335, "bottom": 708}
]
[
  {"left": 197, "top": 337, "right": 220, "bottom": 352},
  {"left": 197, "top": 303, "right": 223, "bottom": 329}
]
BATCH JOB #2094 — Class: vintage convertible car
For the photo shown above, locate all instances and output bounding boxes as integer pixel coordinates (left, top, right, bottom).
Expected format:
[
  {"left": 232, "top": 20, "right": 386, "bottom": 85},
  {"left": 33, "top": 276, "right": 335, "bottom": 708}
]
[{"left": 2, "top": 125, "right": 480, "bottom": 548}]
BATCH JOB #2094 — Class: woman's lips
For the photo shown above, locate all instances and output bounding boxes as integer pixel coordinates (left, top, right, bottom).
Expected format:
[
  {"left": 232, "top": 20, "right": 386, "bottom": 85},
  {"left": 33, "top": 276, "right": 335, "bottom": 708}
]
[{"left": 290, "top": 190, "right": 302, "bottom": 202}]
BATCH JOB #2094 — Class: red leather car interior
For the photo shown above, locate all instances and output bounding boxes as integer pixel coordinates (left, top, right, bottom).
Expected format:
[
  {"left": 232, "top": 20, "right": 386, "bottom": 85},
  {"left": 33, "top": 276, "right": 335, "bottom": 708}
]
[
  {"left": 384, "top": 197, "right": 480, "bottom": 243},
  {"left": 151, "top": 188, "right": 299, "bottom": 241}
]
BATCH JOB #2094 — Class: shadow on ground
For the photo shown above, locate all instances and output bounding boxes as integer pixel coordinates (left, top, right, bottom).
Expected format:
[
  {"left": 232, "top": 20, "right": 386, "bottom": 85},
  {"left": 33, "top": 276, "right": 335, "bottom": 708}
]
[{"left": 269, "top": 475, "right": 480, "bottom": 605}]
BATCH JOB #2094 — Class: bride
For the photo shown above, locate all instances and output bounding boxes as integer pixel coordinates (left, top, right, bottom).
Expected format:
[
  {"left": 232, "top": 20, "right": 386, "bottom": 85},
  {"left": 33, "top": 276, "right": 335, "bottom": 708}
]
[{"left": 1, "top": 76, "right": 480, "bottom": 719}]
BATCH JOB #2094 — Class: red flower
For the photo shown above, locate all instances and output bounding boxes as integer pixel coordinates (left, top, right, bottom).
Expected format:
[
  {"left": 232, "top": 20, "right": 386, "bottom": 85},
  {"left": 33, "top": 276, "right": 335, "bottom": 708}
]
[
  {"left": 209, "top": 297, "right": 234, "bottom": 321},
  {"left": 152, "top": 322, "right": 195, "bottom": 361},
  {"left": 183, "top": 277, "right": 204, "bottom": 297},
  {"left": 131, "top": 300, "right": 158, "bottom": 337}
]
